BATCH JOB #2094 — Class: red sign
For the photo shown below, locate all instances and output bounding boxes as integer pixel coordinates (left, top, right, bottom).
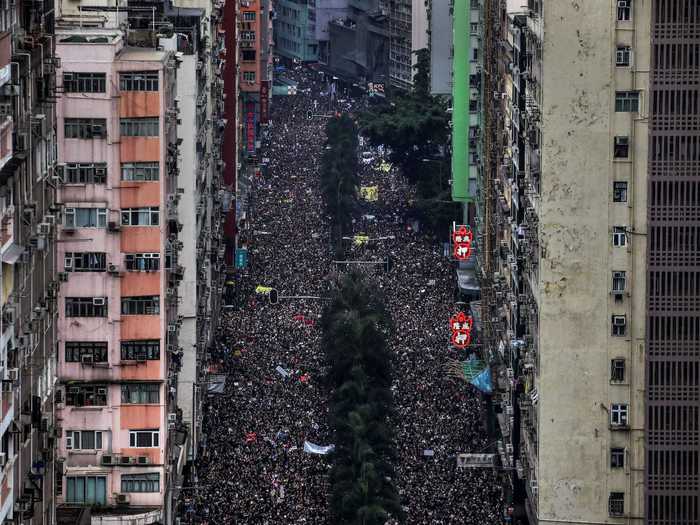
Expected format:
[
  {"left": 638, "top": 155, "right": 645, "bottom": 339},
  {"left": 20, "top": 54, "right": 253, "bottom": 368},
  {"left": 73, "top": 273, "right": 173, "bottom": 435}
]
[
  {"left": 452, "top": 224, "right": 473, "bottom": 260},
  {"left": 260, "top": 81, "right": 270, "bottom": 125},
  {"left": 450, "top": 311, "right": 473, "bottom": 348},
  {"left": 245, "top": 101, "right": 256, "bottom": 154}
]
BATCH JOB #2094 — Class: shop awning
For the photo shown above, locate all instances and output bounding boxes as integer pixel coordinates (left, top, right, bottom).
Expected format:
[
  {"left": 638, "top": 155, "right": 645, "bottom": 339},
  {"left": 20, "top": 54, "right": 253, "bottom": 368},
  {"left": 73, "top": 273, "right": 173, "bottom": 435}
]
[{"left": 456, "top": 267, "right": 478, "bottom": 292}]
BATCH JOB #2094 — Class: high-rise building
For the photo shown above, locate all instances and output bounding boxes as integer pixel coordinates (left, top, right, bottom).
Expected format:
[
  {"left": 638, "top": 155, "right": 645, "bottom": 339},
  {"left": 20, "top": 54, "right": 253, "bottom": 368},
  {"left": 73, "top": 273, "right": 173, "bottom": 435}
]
[
  {"left": 274, "top": 0, "right": 349, "bottom": 64},
  {"left": 236, "top": 0, "right": 273, "bottom": 251},
  {"left": 0, "top": 1, "right": 59, "bottom": 523},
  {"left": 388, "top": 0, "right": 428, "bottom": 89},
  {"left": 477, "top": 0, "right": 667, "bottom": 523}
]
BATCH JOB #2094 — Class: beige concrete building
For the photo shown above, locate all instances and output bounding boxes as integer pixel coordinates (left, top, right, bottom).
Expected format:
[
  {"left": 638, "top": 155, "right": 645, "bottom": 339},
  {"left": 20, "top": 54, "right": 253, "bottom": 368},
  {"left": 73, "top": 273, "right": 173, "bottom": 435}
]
[{"left": 480, "top": 1, "right": 690, "bottom": 523}]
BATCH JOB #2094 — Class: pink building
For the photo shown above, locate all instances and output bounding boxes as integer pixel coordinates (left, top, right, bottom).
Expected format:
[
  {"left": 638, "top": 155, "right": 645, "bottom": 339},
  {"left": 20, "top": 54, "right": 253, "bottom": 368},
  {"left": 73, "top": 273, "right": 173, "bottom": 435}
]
[{"left": 55, "top": 28, "right": 181, "bottom": 522}]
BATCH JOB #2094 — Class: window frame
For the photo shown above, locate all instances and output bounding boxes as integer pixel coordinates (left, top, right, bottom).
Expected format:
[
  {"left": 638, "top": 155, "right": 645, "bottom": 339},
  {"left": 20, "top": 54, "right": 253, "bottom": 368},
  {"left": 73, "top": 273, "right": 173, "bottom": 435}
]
[
  {"left": 613, "top": 181, "right": 628, "bottom": 202},
  {"left": 608, "top": 491, "right": 625, "bottom": 516},
  {"left": 64, "top": 208, "right": 107, "bottom": 229},
  {"left": 65, "top": 385, "right": 109, "bottom": 407},
  {"left": 121, "top": 340, "right": 160, "bottom": 361},
  {"left": 119, "top": 71, "right": 159, "bottom": 92},
  {"left": 121, "top": 383, "right": 160, "bottom": 404},
  {"left": 615, "top": 45, "right": 631, "bottom": 67},
  {"left": 64, "top": 118, "right": 107, "bottom": 139},
  {"left": 614, "top": 91, "right": 640, "bottom": 113},
  {"left": 610, "top": 404, "right": 629, "bottom": 427},
  {"left": 121, "top": 473, "right": 160, "bottom": 493},
  {"left": 66, "top": 476, "right": 107, "bottom": 505},
  {"left": 612, "top": 226, "right": 627, "bottom": 247},
  {"left": 124, "top": 253, "right": 161, "bottom": 272},
  {"left": 64, "top": 252, "right": 107, "bottom": 272},
  {"left": 121, "top": 162, "right": 160, "bottom": 181},
  {"left": 121, "top": 296, "right": 160, "bottom": 316},
  {"left": 612, "top": 271, "right": 626, "bottom": 293},
  {"left": 616, "top": 0, "right": 631, "bottom": 22},
  {"left": 119, "top": 117, "right": 160, "bottom": 137},
  {"left": 611, "top": 315, "right": 627, "bottom": 337},
  {"left": 64, "top": 162, "right": 108, "bottom": 184},
  {"left": 66, "top": 430, "right": 103, "bottom": 450},
  {"left": 121, "top": 207, "right": 160, "bottom": 227},
  {"left": 63, "top": 72, "right": 106, "bottom": 93},
  {"left": 613, "top": 136, "right": 629, "bottom": 159},
  {"left": 128, "top": 429, "right": 160, "bottom": 448},
  {"left": 65, "top": 297, "right": 108, "bottom": 318},
  {"left": 610, "top": 448, "right": 625, "bottom": 469},
  {"left": 65, "top": 341, "right": 108, "bottom": 363},
  {"left": 610, "top": 358, "right": 626, "bottom": 382}
]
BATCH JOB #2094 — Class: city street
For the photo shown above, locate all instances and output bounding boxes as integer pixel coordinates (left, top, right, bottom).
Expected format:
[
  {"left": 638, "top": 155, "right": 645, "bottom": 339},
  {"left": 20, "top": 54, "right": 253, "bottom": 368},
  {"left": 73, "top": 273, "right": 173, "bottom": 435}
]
[{"left": 183, "top": 67, "right": 504, "bottom": 524}]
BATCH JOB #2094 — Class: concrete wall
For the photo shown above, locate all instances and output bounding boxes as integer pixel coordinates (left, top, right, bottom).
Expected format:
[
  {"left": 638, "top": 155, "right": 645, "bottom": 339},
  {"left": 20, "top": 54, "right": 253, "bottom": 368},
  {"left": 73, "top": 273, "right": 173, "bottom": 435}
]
[{"left": 536, "top": 0, "right": 648, "bottom": 522}]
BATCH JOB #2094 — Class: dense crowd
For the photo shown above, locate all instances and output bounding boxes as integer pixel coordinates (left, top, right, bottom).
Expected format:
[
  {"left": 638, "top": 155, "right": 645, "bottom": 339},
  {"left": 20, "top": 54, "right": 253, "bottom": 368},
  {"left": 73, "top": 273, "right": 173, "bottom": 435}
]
[{"left": 180, "top": 66, "right": 504, "bottom": 524}]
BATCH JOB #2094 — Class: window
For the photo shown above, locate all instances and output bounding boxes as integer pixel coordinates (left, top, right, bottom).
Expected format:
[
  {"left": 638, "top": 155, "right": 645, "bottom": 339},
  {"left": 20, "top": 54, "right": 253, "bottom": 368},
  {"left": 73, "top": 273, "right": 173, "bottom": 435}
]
[
  {"left": 121, "top": 296, "right": 160, "bottom": 315},
  {"left": 121, "top": 383, "right": 160, "bottom": 404},
  {"left": 121, "top": 473, "right": 160, "bottom": 493},
  {"left": 64, "top": 252, "right": 107, "bottom": 272},
  {"left": 119, "top": 71, "right": 159, "bottom": 91},
  {"left": 66, "top": 385, "right": 108, "bottom": 407},
  {"left": 128, "top": 430, "right": 159, "bottom": 448},
  {"left": 63, "top": 72, "right": 106, "bottom": 93},
  {"left": 120, "top": 118, "right": 159, "bottom": 137},
  {"left": 612, "top": 226, "right": 627, "bottom": 247},
  {"left": 121, "top": 340, "right": 160, "bottom": 361},
  {"left": 609, "top": 492, "right": 625, "bottom": 516},
  {"left": 64, "top": 118, "right": 107, "bottom": 139},
  {"left": 125, "top": 253, "right": 160, "bottom": 271},
  {"left": 610, "top": 404, "right": 629, "bottom": 427},
  {"left": 615, "top": 91, "right": 640, "bottom": 112},
  {"left": 615, "top": 46, "right": 631, "bottom": 66},
  {"left": 243, "top": 71, "right": 256, "bottom": 82},
  {"left": 65, "top": 298, "right": 108, "bottom": 318},
  {"left": 240, "top": 31, "right": 256, "bottom": 41},
  {"left": 64, "top": 208, "right": 107, "bottom": 228},
  {"left": 121, "top": 207, "right": 160, "bottom": 226},
  {"left": 616, "top": 0, "right": 631, "bottom": 21},
  {"left": 612, "top": 315, "right": 627, "bottom": 336},
  {"left": 121, "top": 162, "right": 159, "bottom": 181},
  {"left": 612, "top": 271, "right": 626, "bottom": 293},
  {"left": 243, "top": 11, "right": 256, "bottom": 20},
  {"left": 611, "top": 358, "right": 626, "bottom": 382},
  {"left": 64, "top": 163, "right": 108, "bottom": 184},
  {"left": 613, "top": 181, "right": 628, "bottom": 202},
  {"left": 241, "top": 50, "right": 256, "bottom": 62},
  {"left": 610, "top": 448, "right": 625, "bottom": 468},
  {"left": 65, "top": 342, "right": 108, "bottom": 363},
  {"left": 66, "top": 430, "right": 103, "bottom": 450},
  {"left": 613, "top": 137, "right": 629, "bottom": 159},
  {"left": 66, "top": 476, "right": 107, "bottom": 505}
]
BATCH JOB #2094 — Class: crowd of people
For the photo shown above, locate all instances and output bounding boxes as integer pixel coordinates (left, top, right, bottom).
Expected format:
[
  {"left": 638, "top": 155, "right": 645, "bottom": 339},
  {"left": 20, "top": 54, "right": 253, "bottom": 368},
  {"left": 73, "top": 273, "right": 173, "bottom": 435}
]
[{"left": 180, "top": 66, "right": 505, "bottom": 524}]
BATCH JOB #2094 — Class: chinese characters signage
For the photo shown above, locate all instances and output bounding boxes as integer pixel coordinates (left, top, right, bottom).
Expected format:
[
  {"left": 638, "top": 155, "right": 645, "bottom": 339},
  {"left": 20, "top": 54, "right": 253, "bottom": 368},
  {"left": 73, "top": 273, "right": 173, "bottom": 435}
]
[
  {"left": 452, "top": 224, "right": 473, "bottom": 260},
  {"left": 450, "top": 311, "right": 473, "bottom": 348}
]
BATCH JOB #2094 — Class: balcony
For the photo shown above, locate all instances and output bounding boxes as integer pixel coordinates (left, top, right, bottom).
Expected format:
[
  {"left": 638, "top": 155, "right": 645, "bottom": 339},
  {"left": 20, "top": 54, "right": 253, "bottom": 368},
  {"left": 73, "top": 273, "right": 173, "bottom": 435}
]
[{"left": 0, "top": 116, "right": 12, "bottom": 172}]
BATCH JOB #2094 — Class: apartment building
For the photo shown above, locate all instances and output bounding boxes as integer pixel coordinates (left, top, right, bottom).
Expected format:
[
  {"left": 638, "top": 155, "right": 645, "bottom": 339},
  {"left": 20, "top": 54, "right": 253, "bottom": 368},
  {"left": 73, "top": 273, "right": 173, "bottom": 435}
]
[
  {"left": 54, "top": 26, "right": 183, "bottom": 523},
  {"left": 0, "top": 1, "right": 59, "bottom": 523},
  {"left": 388, "top": 0, "right": 428, "bottom": 89},
  {"left": 479, "top": 0, "right": 661, "bottom": 523},
  {"left": 237, "top": 0, "right": 273, "bottom": 248},
  {"left": 171, "top": 0, "right": 227, "bottom": 466}
]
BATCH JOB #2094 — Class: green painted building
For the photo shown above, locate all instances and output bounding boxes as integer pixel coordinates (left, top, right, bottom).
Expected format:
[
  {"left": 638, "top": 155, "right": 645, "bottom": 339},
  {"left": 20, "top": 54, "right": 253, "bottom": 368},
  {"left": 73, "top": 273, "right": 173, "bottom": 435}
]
[{"left": 451, "top": 0, "right": 482, "bottom": 204}]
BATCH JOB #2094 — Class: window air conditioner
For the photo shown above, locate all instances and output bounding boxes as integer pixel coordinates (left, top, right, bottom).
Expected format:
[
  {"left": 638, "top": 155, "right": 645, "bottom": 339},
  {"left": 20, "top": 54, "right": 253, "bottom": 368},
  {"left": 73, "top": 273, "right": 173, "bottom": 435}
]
[{"left": 93, "top": 298, "right": 105, "bottom": 306}]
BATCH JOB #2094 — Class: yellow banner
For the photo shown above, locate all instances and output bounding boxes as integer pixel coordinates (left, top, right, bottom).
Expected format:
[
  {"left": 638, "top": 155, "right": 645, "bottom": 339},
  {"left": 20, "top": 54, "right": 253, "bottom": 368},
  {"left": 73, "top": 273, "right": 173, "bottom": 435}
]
[
  {"left": 255, "top": 285, "right": 273, "bottom": 294},
  {"left": 353, "top": 235, "right": 369, "bottom": 246},
  {"left": 360, "top": 186, "right": 379, "bottom": 202}
]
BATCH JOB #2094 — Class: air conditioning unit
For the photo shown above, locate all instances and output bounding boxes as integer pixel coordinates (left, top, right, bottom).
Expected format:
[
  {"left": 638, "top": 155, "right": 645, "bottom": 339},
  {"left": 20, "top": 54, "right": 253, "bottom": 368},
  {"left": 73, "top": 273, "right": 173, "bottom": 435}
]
[
  {"left": 101, "top": 455, "right": 115, "bottom": 465},
  {"left": 168, "top": 413, "right": 177, "bottom": 423},
  {"left": 58, "top": 272, "right": 69, "bottom": 282},
  {"left": 115, "top": 493, "right": 130, "bottom": 504},
  {"left": 95, "top": 166, "right": 107, "bottom": 178},
  {"left": 617, "top": 0, "right": 629, "bottom": 7},
  {"left": 120, "top": 456, "right": 135, "bottom": 465},
  {"left": 167, "top": 324, "right": 177, "bottom": 333},
  {"left": 108, "top": 264, "right": 119, "bottom": 275},
  {"left": 613, "top": 316, "right": 626, "bottom": 327},
  {"left": 93, "top": 298, "right": 105, "bottom": 306},
  {"left": 81, "top": 354, "right": 94, "bottom": 365},
  {"left": 37, "top": 222, "right": 51, "bottom": 236},
  {"left": 97, "top": 387, "right": 107, "bottom": 396},
  {"left": 0, "top": 103, "right": 11, "bottom": 116},
  {"left": 3, "top": 306, "right": 15, "bottom": 325},
  {"left": 108, "top": 221, "right": 120, "bottom": 232},
  {"left": 6, "top": 369, "right": 17, "bottom": 382},
  {"left": 137, "top": 456, "right": 149, "bottom": 465}
]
